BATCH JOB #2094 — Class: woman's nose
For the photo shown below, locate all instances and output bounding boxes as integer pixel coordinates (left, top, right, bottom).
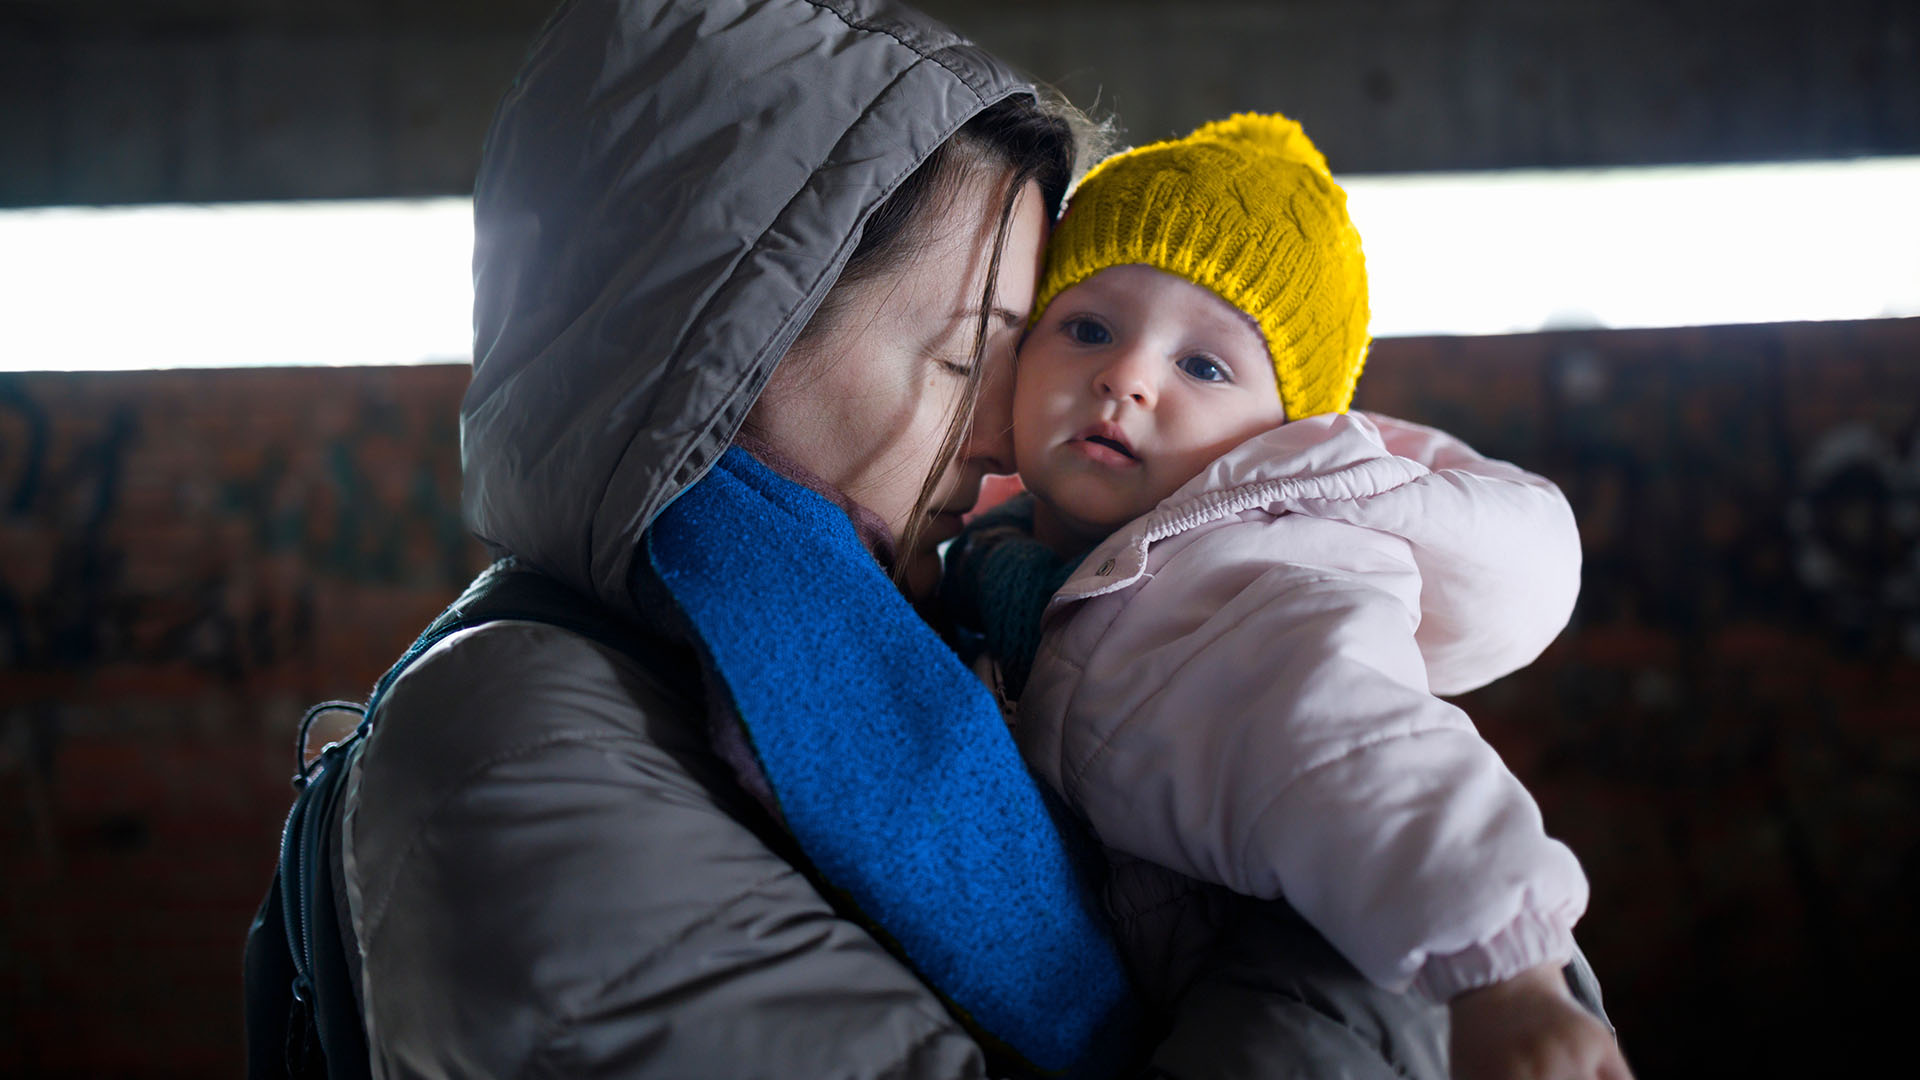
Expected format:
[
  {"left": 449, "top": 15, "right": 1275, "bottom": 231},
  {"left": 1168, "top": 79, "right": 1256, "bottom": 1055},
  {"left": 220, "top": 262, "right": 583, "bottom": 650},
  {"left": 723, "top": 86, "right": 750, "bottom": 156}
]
[
  {"left": 1095, "top": 347, "right": 1157, "bottom": 407},
  {"left": 962, "top": 347, "right": 1017, "bottom": 473}
]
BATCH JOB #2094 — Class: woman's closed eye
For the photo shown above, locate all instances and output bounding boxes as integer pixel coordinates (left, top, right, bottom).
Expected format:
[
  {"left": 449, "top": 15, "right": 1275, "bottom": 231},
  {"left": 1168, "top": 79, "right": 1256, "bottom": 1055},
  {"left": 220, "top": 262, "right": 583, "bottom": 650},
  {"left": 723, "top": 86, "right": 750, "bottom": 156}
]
[{"left": 1177, "top": 353, "right": 1230, "bottom": 383}]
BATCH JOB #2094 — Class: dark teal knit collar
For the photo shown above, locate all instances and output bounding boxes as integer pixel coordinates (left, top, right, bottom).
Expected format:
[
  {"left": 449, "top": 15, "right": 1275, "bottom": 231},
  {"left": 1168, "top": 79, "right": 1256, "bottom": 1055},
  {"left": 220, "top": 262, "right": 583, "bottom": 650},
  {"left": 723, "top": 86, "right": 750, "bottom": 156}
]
[{"left": 940, "top": 493, "right": 1085, "bottom": 701}]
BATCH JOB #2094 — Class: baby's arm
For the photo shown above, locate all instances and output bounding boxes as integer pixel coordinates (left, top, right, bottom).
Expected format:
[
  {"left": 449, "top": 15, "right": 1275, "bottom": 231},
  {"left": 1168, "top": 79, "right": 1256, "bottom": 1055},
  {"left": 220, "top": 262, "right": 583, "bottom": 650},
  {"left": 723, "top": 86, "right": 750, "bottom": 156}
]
[
  {"left": 1351, "top": 411, "right": 1583, "bottom": 694},
  {"left": 1451, "top": 963, "right": 1634, "bottom": 1080}
]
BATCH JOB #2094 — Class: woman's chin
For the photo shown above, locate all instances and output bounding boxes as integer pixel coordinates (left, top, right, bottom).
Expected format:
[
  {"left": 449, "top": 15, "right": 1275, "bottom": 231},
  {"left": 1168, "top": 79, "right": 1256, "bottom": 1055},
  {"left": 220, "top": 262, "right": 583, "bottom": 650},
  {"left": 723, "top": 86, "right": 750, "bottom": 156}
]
[{"left": 900, "top": 548, "right": 942, "bottom": 604}]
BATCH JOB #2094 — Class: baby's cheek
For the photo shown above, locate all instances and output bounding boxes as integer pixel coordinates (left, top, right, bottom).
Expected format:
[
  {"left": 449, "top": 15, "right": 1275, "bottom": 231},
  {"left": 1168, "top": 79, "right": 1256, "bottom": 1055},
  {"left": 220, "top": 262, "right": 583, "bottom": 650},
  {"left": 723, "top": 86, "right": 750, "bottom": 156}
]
[
  {"left": 1141, "top": 468, "right": 1193, "bottom": 514},
  {"left": 1006, "top": 383, "right": 1047, "bottom": 461}
]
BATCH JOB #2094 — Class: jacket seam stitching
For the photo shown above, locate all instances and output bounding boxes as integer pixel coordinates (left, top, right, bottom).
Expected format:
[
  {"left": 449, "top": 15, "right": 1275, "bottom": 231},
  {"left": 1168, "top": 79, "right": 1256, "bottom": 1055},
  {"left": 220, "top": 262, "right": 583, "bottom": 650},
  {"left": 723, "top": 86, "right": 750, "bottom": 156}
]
[
  {"left": 1059, "top": 458, "right": 1421, "bottom": 602},
  {"left": 800, "top": 0, "right": 991, "bottom": 98},
  {"left": 1143, "top": 458, "right": 1419, "bottom": 545}
]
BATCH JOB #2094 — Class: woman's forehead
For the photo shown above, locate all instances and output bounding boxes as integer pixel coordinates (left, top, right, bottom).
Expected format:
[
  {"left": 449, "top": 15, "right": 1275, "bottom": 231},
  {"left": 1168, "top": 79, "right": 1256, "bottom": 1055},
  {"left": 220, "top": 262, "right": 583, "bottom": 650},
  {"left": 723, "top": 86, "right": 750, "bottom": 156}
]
[{"left": 898, "top": 175, "right": 1046, "bottom": 311}]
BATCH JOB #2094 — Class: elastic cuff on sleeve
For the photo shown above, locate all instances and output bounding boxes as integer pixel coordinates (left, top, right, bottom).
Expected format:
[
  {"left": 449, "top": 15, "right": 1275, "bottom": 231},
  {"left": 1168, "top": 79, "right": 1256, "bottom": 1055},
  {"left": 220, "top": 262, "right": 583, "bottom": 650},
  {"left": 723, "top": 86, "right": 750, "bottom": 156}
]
[{"left": 1412, "top": 909, "right": 1579, "bottom": 1001}]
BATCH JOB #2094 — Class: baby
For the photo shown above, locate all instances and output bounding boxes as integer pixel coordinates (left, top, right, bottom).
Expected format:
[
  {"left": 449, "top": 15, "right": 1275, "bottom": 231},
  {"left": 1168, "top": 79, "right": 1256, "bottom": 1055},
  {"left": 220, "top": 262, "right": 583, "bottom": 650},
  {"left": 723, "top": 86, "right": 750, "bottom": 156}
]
[{"left": 943, "top": 115, "right": 1632, "bottom": 1080}]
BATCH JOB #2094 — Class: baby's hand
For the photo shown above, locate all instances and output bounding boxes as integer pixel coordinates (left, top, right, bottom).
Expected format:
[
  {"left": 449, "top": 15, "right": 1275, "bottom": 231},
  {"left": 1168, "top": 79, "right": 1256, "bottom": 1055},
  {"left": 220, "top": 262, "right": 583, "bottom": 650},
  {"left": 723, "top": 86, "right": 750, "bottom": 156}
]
[{"left": 1448, "top": 963, "right": 1634, "bottom": 1080}]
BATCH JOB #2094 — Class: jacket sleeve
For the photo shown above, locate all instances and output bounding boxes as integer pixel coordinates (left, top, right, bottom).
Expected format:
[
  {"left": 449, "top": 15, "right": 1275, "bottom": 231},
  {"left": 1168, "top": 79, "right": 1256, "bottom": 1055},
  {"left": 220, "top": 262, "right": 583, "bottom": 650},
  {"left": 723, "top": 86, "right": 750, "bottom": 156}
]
[
  {"left": 342, "top": 621, "right": 988, "bottom": 1079},
  {"left": 1025, "top": 518, "right": 1588, "bottom": 998},
  {"left": 1355, "top": 412, "right": 1583, "bottom": 695}
]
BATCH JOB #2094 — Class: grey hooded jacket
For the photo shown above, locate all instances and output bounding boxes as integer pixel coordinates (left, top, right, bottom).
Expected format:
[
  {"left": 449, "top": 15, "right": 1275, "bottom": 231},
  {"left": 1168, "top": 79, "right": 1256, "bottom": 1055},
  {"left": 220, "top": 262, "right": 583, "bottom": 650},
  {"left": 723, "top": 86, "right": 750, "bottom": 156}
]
[{"left": 335, "top": 1, "right": 1511, "bottom": 1077}]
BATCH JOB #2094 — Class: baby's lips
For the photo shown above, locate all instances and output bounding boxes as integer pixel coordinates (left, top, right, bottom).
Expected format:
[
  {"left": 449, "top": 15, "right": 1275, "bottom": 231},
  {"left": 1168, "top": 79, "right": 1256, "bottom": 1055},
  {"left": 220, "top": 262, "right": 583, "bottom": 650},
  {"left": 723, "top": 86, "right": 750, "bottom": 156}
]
[{"left": 1075, "top": 419, "right": 1137, "bottom": 458}]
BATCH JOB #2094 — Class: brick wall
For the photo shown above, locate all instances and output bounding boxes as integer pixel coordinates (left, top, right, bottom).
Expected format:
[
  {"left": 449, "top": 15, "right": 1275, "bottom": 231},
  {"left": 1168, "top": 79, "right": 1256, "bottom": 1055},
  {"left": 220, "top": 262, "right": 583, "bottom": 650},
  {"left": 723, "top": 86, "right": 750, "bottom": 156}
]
[
  {"left": 1355, "top": 318, "right": 1920, "bottom": 1076},
  {"left": 0, "top": 365, "right": 482, "bottom": 1076},
  {"left": 3, "top": 320, "right": 1917, "bottom": 1075}
]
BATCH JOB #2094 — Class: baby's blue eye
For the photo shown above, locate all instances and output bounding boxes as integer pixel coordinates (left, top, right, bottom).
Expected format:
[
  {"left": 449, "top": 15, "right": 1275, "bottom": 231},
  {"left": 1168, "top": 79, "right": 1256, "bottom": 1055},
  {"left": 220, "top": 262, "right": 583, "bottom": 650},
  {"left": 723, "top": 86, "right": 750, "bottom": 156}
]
[
  {"left": 1064, "top": 317, "right": 1111, "bottom": 346},
  {"left": 1178, "top": 354, "right": 1228, "bottom": 382}
]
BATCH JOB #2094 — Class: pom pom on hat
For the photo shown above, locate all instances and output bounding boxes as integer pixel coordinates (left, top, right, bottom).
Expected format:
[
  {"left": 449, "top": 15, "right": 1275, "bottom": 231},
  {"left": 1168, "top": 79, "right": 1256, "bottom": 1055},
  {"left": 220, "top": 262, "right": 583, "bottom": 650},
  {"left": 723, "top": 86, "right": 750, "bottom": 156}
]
[
  {"left": 1035, "top": 112, "right": 1371, "bottom": 420},
  {"left": 1191, "top": 112, "right": 1331, "bottom": 173}
]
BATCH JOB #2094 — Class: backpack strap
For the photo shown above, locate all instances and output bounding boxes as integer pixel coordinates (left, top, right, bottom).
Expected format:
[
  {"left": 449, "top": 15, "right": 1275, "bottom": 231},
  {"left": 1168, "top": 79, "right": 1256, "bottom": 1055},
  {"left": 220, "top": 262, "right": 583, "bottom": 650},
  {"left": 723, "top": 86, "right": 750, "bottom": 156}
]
[
  {"left": 246, "top": 559, "right": 693, "bottom": 1079},
  {"left": 361, "top": 558, "right": 686, "bottom": 724}
]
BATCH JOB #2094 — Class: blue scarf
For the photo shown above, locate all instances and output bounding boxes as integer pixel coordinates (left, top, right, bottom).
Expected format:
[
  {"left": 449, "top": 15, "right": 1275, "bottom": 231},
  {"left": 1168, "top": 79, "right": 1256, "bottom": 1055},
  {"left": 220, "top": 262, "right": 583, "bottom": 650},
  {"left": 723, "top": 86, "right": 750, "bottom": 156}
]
[{"left": 643, "top": 447, "right": 1136, "bottom": 1077}]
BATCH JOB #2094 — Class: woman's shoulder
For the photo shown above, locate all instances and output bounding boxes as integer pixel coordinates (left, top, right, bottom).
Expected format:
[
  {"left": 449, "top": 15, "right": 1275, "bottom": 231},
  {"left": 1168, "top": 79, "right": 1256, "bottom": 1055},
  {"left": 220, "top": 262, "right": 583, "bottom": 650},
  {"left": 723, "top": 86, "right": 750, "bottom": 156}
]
[
  {"left": 359, "top": 618, "right": 700, "bottom": 793},
  {"left": 345, "top": 619, "right": 720, "bottom": 905}
]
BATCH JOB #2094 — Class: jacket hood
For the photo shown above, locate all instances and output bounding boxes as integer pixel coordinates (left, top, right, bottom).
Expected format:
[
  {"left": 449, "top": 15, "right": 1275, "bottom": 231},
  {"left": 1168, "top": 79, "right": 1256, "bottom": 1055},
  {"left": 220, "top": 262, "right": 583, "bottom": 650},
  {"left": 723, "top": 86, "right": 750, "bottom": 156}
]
[
  {"left": 1056, "top": 412, "right": 1583, "bottom": 694},
  {"left": 461, "top": 0, "right": 1038, "bottom": 617}
]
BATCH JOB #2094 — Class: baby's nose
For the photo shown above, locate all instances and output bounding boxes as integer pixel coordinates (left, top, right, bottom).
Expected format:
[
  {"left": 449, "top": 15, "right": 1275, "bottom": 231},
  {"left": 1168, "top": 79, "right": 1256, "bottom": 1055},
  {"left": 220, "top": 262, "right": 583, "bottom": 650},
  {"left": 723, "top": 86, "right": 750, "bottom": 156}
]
[{"left": 1096, "top": 350, "right": 1157, "bottom": 405}]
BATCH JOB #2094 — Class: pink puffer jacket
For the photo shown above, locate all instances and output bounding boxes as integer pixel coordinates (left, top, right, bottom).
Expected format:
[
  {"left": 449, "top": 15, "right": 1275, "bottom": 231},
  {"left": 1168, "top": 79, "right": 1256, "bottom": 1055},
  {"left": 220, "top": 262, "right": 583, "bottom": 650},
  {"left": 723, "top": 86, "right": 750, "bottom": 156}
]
[{"left": 1017, "top": 411, "right": 1589, "bottom": 999}]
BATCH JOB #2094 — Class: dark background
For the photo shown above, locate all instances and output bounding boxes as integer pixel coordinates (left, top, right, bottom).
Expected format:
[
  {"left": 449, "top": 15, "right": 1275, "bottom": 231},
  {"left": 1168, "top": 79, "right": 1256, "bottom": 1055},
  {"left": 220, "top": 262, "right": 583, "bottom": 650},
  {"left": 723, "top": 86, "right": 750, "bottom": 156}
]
[{"left": 3, "top": 1, "right": 1918, "bottom": 1076}]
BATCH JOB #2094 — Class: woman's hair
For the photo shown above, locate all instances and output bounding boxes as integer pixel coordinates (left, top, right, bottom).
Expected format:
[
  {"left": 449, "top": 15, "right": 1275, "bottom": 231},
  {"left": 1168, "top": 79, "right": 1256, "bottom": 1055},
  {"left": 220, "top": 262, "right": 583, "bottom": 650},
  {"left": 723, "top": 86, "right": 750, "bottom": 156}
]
[{"left": 800, "top": 88, "right": 1111, "bottom": 584}]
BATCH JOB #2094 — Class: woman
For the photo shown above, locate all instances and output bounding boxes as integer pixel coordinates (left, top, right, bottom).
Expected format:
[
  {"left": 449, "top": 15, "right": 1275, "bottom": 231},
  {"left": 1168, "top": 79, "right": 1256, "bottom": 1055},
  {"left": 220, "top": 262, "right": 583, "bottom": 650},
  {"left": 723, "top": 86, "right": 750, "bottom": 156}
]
[{"left": 340, "top": 1, "right": 1128, "bottom": 1076}]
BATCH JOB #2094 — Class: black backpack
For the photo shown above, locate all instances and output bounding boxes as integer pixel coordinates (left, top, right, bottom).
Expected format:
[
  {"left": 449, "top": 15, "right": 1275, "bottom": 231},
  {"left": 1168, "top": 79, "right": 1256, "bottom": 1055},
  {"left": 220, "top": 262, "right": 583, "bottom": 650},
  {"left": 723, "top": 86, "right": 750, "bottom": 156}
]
[{"left": 241, "top": 560, "right": 686, "bottom": 1079}]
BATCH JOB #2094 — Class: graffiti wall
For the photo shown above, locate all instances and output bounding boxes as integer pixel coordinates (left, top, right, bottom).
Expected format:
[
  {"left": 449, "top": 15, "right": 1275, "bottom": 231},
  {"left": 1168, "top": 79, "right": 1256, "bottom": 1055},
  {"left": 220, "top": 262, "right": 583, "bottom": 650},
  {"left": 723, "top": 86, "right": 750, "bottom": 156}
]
[
  {"left": 2, "top": 319, "right": 1916, "bottom": 1076},
  {"left": 0, "top": 365, "right": 484, "bottom": 1075}
]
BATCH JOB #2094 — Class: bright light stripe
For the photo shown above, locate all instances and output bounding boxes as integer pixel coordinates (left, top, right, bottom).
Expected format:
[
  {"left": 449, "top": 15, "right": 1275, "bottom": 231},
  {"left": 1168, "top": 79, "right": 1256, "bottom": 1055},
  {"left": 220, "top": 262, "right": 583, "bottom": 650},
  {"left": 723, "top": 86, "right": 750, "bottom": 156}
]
[
  {"left": 2, "top": 158, "right": 1917, "bottom": 372},
  {"left": 1344, "top": 157, "right": 1920, "bottom": 337},
  {"left": 0, "top": 198, "right": 474, "bottom": 372}
]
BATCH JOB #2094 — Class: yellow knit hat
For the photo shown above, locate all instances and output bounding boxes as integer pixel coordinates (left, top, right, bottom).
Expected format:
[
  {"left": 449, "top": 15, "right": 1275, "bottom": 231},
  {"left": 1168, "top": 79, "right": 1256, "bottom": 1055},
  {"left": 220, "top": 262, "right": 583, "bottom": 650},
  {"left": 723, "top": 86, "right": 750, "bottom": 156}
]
[{"left": 1034, "top": 112, "right": 1370, "bottom": 420}]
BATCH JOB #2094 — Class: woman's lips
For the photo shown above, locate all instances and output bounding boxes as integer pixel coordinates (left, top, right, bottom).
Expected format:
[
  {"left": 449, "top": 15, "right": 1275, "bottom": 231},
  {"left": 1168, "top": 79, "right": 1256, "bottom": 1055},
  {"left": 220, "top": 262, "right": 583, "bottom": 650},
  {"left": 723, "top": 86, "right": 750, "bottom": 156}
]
[{"left": 924, "top": 509, "right": 967, "bottom": 544}]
